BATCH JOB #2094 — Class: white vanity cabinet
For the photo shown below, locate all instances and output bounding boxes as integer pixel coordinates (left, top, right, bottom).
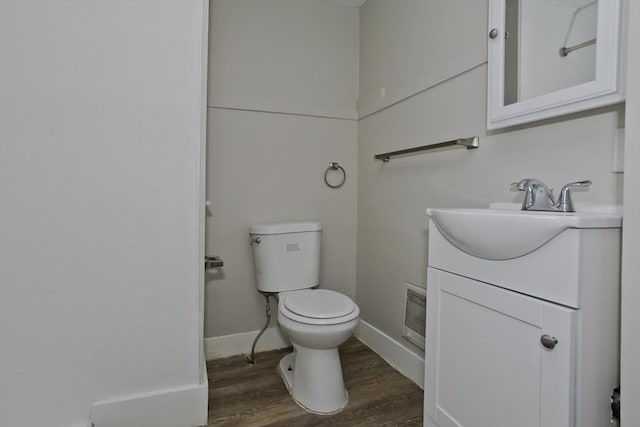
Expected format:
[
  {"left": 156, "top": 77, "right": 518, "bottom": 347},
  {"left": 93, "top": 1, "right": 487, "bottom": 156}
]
[
  {"left": 426, "top": 268, "right": 577, "bottom": 427},
  {"left": 424, "top": 207, "right": 622, "bottom": 427}
]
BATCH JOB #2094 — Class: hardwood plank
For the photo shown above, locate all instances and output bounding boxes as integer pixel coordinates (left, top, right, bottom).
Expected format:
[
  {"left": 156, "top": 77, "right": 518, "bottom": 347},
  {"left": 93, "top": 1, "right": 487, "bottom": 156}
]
[{"left": 207, "top": 337, "right": 423, "bottom": 426}]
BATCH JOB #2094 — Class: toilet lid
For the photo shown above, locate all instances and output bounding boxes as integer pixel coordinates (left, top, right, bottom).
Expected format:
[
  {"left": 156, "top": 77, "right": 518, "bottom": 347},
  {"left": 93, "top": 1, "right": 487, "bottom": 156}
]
[{"left": 283, "top": 289, "right": 356, "bottom": 319}]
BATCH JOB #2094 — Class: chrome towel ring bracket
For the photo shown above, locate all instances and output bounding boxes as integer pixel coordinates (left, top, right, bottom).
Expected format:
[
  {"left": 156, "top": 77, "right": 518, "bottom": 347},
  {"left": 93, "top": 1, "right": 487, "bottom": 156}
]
[{"left": 324, "top": 162, "right": 346, "bottom": 189}]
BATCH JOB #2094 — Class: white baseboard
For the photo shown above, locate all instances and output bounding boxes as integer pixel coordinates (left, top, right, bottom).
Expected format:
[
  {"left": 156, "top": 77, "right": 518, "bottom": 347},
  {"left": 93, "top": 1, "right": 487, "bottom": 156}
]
[
  {"left": 90, "top": 366, "right": 208, "bottom": 427},
  {"left": 204, "top": 326, "right": 291, "bottom": 360},
  {"left": 204, "top": 322, "right": 423, "bottom": 389},
  {"left": 355, "top": 320, "right": 425, "bottom": 389}
]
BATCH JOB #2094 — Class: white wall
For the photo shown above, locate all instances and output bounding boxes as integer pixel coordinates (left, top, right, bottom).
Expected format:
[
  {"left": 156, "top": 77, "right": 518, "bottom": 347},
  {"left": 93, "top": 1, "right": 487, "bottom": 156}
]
[
  {"left": 208, "top": 0, "right": 359, "bottom": 119},
  {"left": 0, "top": 2, "right": 208, "bottom": 426},
  {"left": 205, "top": 0, "right": 359, "bottom": 341},
  {"left": 358, "top": 0, "right": 487, "bottom": 118},
  {"left": 621, "top": 1, "right": 640, "bottom": 425},
  {"left": 357, "top": 0, "right": 623, "bottom": 359}
]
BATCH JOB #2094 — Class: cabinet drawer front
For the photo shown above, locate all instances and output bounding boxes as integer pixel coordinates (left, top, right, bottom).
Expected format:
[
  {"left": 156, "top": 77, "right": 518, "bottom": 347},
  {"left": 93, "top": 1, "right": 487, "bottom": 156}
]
[{"left": 425, "top": 269, "right": 577, "bottom": 427}]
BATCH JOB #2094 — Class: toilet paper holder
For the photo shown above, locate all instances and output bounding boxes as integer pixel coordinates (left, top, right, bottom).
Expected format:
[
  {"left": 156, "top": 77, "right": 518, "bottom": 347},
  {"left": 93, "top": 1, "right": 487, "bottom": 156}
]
[{"left": 204, "top": 255, "right": 224, "bottom": 270}]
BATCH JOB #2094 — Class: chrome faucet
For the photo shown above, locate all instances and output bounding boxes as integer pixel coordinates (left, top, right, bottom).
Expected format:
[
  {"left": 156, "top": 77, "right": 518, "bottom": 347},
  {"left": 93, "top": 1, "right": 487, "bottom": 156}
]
[
  {"left": 514, "top": 179, "right": 556, "bottom": 211},
  {"left": 513, "top": 179, "right": 591, "bottom": 212}
]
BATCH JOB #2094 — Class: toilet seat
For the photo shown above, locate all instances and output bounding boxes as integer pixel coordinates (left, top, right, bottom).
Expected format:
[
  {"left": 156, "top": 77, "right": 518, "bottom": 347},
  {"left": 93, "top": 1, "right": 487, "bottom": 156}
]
[{"left": 280, "top": 289, "right": 359, "bottom": 325}]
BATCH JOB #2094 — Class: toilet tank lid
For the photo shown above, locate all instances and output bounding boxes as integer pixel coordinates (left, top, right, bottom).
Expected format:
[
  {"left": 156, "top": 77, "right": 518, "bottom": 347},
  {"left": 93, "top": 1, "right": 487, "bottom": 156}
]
[{"left": 250, "top": 221, "right": 322, "bottom": 235}]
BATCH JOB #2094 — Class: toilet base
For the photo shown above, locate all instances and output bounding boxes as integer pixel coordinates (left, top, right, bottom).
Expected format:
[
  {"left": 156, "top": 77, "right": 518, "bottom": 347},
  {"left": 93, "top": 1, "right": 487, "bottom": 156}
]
[{"left": 278, "top": 348, "right": 348, "bottom": 415}]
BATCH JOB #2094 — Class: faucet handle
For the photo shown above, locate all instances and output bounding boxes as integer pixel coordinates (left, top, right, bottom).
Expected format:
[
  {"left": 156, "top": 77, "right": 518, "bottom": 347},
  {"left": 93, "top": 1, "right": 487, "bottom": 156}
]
[
  {"left": 514, "top": 178, "right": 552, "bottom": 191},
  {"left": 512, "top": 179, "right": 535, "bottom": 209},
  {"left": 557, "top": 180, "right": 592, "bottom": 212},
  {"left": 513, "top": 179, "right": 554, "bottom": 210},
  {"left": 512, "top": 178, "right": 538, "bottom": 190}
]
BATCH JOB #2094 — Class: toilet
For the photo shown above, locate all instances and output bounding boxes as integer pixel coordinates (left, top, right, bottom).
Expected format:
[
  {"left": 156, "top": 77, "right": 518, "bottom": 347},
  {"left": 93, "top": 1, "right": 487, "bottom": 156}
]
[{"left": 250, "top": 221, "right": 360, "bottom": 414}]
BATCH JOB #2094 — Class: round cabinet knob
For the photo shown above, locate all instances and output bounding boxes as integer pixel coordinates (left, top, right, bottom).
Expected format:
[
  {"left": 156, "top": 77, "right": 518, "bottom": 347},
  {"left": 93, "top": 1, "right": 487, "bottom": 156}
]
[
  {"left": 489, "top": 28, "right": 499, "bottom": 39},
  {"left": 540, "top": 335, "right": 558, "bottom": 350}
]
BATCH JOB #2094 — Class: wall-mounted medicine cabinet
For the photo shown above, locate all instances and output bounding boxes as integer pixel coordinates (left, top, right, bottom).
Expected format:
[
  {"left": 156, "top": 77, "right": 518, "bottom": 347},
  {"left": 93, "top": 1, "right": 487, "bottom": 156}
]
[{"left": 487, "top": 0, "right": 625, "bottom": 130}]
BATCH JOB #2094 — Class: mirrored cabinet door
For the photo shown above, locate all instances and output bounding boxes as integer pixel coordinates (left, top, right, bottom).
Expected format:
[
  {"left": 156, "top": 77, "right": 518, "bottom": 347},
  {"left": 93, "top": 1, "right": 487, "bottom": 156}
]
[{"left": 487, "top": 0, "right": 625, "bottom": 130}]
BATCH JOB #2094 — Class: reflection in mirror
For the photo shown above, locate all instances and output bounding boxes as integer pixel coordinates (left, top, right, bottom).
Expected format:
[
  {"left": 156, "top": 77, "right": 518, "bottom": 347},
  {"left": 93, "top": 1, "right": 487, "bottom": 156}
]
[{"left": 504, "top": 0, "right": 598, "bottom": 105}]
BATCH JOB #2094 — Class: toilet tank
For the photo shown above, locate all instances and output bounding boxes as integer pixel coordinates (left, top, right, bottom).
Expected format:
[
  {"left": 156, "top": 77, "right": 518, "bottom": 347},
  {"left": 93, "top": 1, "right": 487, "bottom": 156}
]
[{"left": 250, "top": 222, "right": 322, "bottom": 293}]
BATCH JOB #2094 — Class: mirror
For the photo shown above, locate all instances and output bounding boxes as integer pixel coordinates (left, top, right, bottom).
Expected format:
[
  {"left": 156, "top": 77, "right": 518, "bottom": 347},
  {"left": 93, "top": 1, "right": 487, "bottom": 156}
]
[{"left": 487, "top": 0, "right": 624, "bottom": 130}]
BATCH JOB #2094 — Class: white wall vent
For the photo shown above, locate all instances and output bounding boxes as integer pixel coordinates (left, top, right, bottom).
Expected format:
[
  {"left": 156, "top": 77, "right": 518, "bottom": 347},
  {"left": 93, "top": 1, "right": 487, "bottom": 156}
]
[{"left": 402, "top": 282, "right": 426, "bottom": 350}]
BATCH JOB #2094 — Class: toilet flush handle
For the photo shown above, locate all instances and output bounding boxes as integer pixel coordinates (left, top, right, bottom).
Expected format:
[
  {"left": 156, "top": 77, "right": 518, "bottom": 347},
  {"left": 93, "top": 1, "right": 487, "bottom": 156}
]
[{"left": 251, "top": 237, "right": 261, "bottom": 245}]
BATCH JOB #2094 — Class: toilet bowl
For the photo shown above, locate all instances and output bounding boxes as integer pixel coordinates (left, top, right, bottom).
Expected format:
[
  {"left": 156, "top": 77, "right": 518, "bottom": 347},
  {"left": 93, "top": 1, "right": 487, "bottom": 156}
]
[
  {"left": 277, "top": 289, "right": 360, "bottom": 414},
  {"left": 249, "top": 222, "right": 360, "bottom": 414}
]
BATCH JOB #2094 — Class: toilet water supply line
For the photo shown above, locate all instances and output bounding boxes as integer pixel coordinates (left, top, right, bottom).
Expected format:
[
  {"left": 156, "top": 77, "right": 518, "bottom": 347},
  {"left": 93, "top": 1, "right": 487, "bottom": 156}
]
[{"left": 247, "top": 293, "right": 272, "bottom": 365}]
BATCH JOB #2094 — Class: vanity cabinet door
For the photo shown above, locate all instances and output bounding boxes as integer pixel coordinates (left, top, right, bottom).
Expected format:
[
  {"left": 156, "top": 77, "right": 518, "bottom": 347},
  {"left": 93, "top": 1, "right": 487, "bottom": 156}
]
[{"left": 424, "top": 268, "right": 577, "bottom": 427}]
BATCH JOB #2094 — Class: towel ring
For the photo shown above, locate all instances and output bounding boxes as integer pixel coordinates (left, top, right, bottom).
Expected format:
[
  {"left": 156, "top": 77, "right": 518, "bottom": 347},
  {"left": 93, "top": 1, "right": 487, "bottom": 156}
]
[{"left": 324, "top": 162, "right": 346, "bottom": 189}]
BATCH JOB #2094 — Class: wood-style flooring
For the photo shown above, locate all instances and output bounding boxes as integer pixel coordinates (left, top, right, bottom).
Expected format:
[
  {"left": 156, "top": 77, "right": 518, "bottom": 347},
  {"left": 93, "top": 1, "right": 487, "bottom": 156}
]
[{"left": 206, "top": 337, "right": 424, "bottom": 426}]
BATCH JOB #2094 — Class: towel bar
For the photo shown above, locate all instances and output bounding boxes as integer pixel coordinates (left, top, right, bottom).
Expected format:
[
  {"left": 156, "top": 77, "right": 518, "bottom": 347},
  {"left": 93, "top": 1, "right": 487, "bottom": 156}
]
[{"left": 374, "top": 136, "right": 479, "bottom": 162}]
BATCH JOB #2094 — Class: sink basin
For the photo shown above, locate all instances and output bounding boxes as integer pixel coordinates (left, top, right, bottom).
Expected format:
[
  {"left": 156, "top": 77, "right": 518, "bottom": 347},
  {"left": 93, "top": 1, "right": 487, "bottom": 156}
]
[{"left": 427, "top": 205, "right": 622, "bottom": 260}]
